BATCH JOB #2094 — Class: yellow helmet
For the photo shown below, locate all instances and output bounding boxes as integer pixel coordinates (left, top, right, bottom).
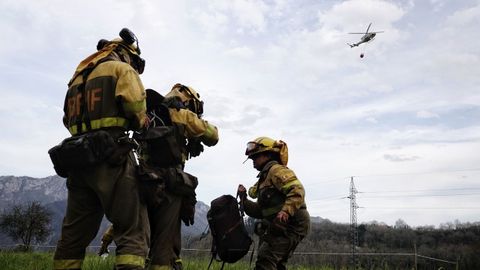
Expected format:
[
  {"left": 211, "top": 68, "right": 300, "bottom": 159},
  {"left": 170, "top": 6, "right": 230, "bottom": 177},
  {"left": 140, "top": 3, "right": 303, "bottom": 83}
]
[
  {"left": 245, "top": 137, "right": 289, "bottom": 165},
  {"left": 165, "top": 83, "right": 204, "bottom": 116},
  {"left": 69, "top": 28, "right": 145, "bottom": 86},
  {"left": 96, "top": 28, "right": 145, "bottom": 73}
]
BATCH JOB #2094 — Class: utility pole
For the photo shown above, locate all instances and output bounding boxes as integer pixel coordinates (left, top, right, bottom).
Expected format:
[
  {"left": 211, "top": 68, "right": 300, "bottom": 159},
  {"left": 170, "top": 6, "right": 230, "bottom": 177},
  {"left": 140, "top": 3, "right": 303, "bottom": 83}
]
[{"left": 348, "top": 176, "right": 359, "bottom": 270}]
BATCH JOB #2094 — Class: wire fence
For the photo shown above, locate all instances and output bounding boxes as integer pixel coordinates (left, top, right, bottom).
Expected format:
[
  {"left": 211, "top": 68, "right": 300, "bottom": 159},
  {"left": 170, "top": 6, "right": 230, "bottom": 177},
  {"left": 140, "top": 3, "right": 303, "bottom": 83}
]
[{"left": 1, "top": 245, "right": 458, "bottom": 269}]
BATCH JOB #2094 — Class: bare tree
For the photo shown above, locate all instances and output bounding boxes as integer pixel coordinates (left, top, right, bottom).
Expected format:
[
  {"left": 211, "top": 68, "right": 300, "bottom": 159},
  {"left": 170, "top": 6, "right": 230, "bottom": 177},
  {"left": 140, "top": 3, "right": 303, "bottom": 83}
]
[{"left": 0, "top": 201, "right": 52, "bottom": 251}]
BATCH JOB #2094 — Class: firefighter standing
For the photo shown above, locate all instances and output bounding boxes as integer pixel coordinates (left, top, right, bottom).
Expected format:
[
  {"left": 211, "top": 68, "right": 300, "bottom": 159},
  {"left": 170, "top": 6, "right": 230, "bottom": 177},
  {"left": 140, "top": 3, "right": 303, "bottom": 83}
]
[
  {"left": 140, "top": 84, "right": 219, "bottom": 269},
  {"left": 238, "top": 137, "right": 310, "bottom": 270},
  {"left": 97, "top": 85, "right": 218, "bottom": 269},
  {"left": 53, "top": 29, "right": 149, "bottom": 270}
]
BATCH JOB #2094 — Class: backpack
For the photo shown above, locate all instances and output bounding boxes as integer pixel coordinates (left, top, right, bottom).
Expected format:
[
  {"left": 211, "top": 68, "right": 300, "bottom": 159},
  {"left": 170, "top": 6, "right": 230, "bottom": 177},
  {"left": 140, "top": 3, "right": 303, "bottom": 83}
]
[
  {"left": 207, "top": 194, "right": 253, "bottom": 269},
  {"left": 142, "top": 89, "right": 185, "bottom": 167}
]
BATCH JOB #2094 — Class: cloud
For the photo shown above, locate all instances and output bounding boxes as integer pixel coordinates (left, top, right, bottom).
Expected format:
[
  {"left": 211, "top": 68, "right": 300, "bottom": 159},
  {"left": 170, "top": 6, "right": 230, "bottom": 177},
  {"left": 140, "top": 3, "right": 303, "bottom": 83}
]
[
  {"left": 416, "top": 110, "right": 439, "bottom": 119},
  {"left": 383, "top": 154, "right": 420, "bottom": 162},
  {"left": 223, "top": 46, "right": 255, "bottom": 59},
  {"left": 230, "top": 0, "right": 268, "bottom": 33},
  {"left": 190, "top": 0, "right": 268, "bottom": 35},
  {"left": 445, "top": 2, "right": 480, "bottom": 26},
  {"left": 1, "top": 0, "right": 480, "bottom": 227}
]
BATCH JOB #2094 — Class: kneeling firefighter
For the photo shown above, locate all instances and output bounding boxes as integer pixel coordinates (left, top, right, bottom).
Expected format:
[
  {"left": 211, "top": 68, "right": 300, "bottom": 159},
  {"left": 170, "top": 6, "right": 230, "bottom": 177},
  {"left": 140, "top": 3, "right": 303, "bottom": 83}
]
[
  {"left": 139, "top": 84, "right": 219, "bottom": 269},
  {"left": 238, "top": 137, "right": 310, "bottom": 270},
  {"left": 50, "top": 28, "right": 150, "bottom": 270}
]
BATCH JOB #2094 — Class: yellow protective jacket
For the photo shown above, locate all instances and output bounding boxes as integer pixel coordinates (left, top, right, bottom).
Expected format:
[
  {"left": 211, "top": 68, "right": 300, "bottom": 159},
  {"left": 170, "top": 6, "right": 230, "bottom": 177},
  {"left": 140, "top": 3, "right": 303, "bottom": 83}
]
[
  {"left": 63, "top": 60, "right": 146, "bottom": 135},
  {"left": 169, "top": 108, "right": 218, "bottom": 147},
  {"left": 245, "top": 160, "right": 306, "bottom": 219}
]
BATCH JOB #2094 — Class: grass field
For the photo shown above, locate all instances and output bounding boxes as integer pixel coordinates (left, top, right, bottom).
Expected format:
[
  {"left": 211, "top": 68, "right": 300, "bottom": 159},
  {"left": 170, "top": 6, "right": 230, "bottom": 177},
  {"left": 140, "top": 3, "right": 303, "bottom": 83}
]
[{"left": 0, "top": 251, "right": 336, "bottom": 270}]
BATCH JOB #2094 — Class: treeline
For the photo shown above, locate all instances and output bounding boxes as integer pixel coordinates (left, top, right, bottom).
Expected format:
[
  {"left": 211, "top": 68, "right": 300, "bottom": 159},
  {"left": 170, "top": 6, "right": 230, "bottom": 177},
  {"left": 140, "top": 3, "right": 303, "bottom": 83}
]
[{"left": 185, "top": 218, "right": 480, "bottom": 269}]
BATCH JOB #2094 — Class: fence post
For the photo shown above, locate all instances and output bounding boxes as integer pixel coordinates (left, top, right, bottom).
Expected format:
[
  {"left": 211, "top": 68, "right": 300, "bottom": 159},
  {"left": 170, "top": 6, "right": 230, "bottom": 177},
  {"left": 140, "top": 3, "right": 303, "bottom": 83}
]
[{"left": 414, "top": 243, "right": 417, "bottom": 270}]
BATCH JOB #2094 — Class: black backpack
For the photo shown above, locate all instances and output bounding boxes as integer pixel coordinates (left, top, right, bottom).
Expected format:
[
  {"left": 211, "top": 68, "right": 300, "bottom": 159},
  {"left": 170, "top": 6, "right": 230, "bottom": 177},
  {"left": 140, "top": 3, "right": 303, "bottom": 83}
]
[{"left": 207, "top": 194, "right": 252, "bottom": 269}]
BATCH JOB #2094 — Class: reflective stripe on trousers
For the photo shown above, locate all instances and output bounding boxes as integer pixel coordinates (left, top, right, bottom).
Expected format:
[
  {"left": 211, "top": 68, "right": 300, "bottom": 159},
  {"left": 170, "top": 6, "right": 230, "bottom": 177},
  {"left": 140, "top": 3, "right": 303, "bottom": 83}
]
[{"left": 116, "top": 254, "right": 146, "bottom": 268}]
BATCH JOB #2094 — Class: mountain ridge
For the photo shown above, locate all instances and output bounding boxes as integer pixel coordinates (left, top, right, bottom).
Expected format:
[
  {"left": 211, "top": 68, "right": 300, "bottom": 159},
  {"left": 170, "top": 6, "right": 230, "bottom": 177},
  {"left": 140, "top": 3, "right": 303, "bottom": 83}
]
[{"left": 0, "top": 175, "right": 210, "bottom": 246}]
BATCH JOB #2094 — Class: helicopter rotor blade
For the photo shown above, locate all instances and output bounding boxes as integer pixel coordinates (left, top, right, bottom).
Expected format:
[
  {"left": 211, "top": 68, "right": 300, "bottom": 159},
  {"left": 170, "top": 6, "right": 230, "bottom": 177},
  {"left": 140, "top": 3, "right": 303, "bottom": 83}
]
[
  {"left": 348, "top": 32, "right": 365, "bottom": 34},
  {"left": 365, "top": 23, "right": 372, "bottom": 34}
]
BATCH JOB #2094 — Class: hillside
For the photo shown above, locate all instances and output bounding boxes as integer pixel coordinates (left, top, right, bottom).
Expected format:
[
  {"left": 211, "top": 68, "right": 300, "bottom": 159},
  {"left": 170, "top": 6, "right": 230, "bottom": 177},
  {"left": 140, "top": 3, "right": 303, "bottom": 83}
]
[
  {"left": 0, "top": 175, "right": 210, "bottom": 246},
  {"left": 1, "top": 175, "right": 479, "bottom": 269}
]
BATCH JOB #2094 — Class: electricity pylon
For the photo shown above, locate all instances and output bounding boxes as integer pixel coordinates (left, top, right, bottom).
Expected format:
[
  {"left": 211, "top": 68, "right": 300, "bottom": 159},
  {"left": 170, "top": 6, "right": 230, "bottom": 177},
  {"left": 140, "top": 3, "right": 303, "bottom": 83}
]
[{"left": 348, "top": 176, "right": 359, "bottom": 270}]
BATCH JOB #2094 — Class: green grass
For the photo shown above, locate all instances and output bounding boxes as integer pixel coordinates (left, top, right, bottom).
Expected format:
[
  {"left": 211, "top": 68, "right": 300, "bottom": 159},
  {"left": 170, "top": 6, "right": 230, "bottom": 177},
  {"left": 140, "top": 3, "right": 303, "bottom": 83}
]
[
  {"left": 0, "top": 251, "right": 335, "bottom": 270},
  {"left": 0, "top": 251, "right": 51, "bottom": 270},
  {"left": 0, "top": 251, "right": 115, "bottom": 270}
]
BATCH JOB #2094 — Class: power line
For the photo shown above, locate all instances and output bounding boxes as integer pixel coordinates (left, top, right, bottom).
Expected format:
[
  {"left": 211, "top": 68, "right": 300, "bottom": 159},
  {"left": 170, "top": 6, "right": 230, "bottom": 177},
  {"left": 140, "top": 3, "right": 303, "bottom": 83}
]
[
  {"left": 362, "top": 206, "right": 480, "bottom": 210},
  {"left": 354, "top": 168, "right": 480, "bottom": 178},
  {"left": 359, "top": 187, "right": 480, "bottom": 194},
  {"left": 358, "top": 192, "right": 480, "bottom": 198},
  {"left": 306, "top": 169, "right": 480, "bottom": 188},
  {"left": 309, "top": 188, "right": 480, "bottom": 201}
]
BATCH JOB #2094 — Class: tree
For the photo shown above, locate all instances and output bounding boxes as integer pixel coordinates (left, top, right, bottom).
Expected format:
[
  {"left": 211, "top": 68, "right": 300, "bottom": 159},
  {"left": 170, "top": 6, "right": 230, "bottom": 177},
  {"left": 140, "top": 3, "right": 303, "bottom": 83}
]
[{"left": 0, "top": 201, "right": 52, "bottom": 251}]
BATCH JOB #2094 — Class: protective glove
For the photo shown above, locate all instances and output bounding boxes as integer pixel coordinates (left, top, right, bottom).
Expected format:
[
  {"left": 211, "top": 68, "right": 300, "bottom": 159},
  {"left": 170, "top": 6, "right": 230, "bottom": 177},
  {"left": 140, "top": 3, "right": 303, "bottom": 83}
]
[
  {"left": 237, "top": 184, "right": 247, "bottom": 202},
  {"left": 180, "top": 197, "right": 196, "bottom": 226},
  {"left": 270, "top": 214, "right": 289, "bottom": 236},
  {"left": 186, "top": 138, "right": 204, "bottom": 158}
]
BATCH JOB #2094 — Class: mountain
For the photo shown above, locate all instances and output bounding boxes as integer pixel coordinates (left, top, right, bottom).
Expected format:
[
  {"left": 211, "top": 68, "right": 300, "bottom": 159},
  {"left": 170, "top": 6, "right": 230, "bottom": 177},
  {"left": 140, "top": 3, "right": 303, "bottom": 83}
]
[
  {"left": 0, "top": 175, "right": 324, "bottom": 247},
  {"left": 0, "top": 175, "right": 209, "bottom": 246},
  {"left": 0, "top": 175, "right": 67, "bottom": 207}
]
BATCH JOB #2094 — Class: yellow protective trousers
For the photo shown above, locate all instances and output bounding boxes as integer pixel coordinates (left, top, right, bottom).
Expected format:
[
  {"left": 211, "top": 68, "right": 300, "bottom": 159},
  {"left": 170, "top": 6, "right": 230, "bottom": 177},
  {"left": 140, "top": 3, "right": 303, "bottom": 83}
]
[{"left": 53, "top": 153, "right": 149, "bottom": 270}]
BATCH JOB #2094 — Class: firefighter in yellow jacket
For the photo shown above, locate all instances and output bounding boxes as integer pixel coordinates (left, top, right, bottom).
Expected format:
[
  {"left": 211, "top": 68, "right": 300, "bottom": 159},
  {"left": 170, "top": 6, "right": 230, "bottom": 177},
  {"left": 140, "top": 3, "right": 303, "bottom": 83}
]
[
  {"left": 142, "top": 84, "right": 218, "bottom": 270},
  {"left": 53, "top": 29, "right": 149, "bottom": 270},
  {"left": 238, "top": 137, "right": 310, "bottom": 270},
  {"left": 99, "top": 84, "right": 218, "bottom": 269}
]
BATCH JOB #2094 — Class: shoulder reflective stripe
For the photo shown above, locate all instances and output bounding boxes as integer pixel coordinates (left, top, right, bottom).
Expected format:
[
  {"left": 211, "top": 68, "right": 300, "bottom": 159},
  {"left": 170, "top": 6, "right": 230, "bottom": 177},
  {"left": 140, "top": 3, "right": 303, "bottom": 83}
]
[
  {"left": 115, "top": 254, "right": 145, "bottom": 267},
  {"left": 68, "top": 117, "right": 129, "bottom": 134},
  {"left": 204, "top": 124, "right": 217, "bottom": 138},
  {"left": 123, "top": 99, "right": 146, "bottom": 113},
  {"left": 248, "top": 185, "right": 258, "bottom": 198},
  {"left": 204, "top": 123, "right": 218, "bottom": 140},
  {"left": 53, "top": 259, "right": 83, "bottom": 269},
  {"left": 150, "top": 265, "right": 171, "bottom": 270},
  {"left": 281, "top": 179, "right": 302, "bottom": 192}
]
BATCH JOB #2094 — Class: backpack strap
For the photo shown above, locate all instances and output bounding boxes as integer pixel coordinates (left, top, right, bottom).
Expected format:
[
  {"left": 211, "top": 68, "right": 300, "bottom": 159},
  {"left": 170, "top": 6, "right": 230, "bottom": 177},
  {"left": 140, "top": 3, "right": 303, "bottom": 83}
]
[
  {"left": 207, "top": 254, "right": 215, "bottom": 270},
  {"left": 207, "top": 217, "right": 217, "bottom": 270},
  {"left": 248, "top": 240, "right": 255, "bottom": 270},
  {"left": 74, "top": 59, "right": 111, "bottom": 134},
  {"left": 75, "top": 68, "right": 94, "bottom": 134}
]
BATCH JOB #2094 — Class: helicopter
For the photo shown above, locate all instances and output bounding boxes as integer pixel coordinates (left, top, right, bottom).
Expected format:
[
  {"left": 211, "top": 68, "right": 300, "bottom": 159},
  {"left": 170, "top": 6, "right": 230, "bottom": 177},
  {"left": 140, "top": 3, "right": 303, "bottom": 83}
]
[{"left": 347, "top": 23, "right": 384, "bottom": 48}]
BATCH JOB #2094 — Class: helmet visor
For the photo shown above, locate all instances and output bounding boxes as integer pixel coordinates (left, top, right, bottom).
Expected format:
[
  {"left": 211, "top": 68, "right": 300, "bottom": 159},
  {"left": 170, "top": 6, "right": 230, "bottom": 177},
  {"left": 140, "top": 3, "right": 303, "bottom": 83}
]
[{"left": 245, "top": 142, "right": 259, "bottom": 156}]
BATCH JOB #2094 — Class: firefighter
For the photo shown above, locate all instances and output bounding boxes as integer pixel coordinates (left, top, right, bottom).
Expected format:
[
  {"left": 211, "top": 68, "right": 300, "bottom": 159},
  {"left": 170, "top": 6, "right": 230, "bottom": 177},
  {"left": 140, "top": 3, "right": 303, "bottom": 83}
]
[
  {"left": 142, "top": 84, "right": 218, "bottom": 270},
  {"left": 53, "top": 28, "right": 149, "bottom": 270},
  {"left": 238, "top": 137, "right": 310, "bottom": 270},
  {"left": 125, "top": 84, "right": 217, "bottom": 270},
  {"left": 141, "top": 84, "right": 218, "bottom": 270}
]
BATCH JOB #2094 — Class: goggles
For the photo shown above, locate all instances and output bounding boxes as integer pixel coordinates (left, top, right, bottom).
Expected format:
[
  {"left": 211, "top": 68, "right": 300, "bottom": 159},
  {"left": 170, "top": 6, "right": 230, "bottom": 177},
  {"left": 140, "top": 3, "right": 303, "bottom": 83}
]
[
  {"left": 179, "top": 85, "right": 204, "bottom": 116},
  {"left": 132, "top": 54, "right": 145, "bottom": 74},
  {"left": 119, "top": 28, "right": 145, "bottom": 74},
  {"left": 245, "top": 142, "right": 264, "bottom": 156}
]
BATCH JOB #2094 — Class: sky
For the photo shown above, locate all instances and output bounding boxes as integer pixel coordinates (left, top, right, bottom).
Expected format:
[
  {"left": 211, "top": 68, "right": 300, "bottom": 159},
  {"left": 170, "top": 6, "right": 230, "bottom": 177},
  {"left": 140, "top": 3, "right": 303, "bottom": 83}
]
[{"left": 1, "top": 0, "right": 480, "bottom": 228}]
